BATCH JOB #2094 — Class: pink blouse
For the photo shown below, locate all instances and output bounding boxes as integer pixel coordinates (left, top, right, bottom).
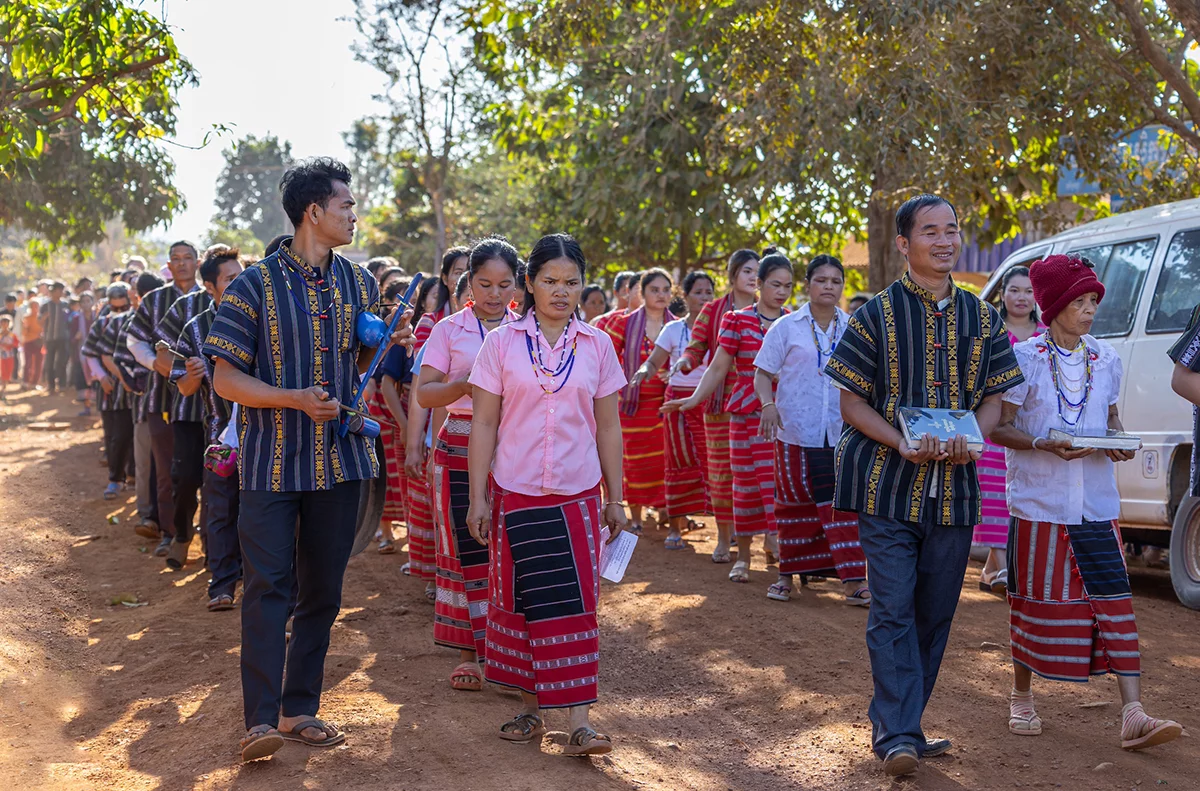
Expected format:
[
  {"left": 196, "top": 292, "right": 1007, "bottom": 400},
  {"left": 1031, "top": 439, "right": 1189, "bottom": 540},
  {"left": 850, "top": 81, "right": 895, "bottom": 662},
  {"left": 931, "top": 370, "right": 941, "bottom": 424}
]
[
  {"left": 421, "top": 306, "right": 518, "bottom": 415},
  {"left": 469, "top": 310, "right": 627, "bottom": 497}
]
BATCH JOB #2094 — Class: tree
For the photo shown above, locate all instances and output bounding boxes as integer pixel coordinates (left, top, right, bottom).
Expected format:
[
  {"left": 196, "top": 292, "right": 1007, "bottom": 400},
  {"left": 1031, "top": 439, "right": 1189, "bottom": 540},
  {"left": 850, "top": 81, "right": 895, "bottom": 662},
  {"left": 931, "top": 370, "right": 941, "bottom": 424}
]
[
  {"left": 0, "top": 0, "right": 197, "bottom": 260},
  {"left": 353, "top": 0, "right": 478, "bottom": 268},
  {"left": 342, "top": 117, "right": 396, "bottom": 212},
  {"left": 470, "top": 4, "right": 759, "bottom": 274},
  {"left": 210, "top": 134, "right": 293, "bottom": 248}
]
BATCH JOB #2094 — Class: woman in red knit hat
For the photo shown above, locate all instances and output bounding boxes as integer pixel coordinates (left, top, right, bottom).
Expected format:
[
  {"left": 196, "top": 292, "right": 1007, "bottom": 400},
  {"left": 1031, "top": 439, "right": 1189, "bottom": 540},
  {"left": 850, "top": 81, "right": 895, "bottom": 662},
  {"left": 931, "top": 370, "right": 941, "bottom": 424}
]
[{"left": 992, "top": 254, "right": 1183, "bottom": 751}]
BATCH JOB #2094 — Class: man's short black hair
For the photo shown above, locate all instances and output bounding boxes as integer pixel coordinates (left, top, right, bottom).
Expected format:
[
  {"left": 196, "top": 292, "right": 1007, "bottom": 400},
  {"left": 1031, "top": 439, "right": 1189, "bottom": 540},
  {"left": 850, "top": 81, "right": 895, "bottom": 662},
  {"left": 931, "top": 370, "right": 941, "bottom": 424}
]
[
  {"left": 135, "top": 272, "right": 165, "bottom": 297},
  {"left": 106, "top": 282, "right": 131, "bottom": 302},
  {"left": 169, "top": 240, "right": 198, "bottom": 257},
  {"left": 895, "top": 193, "right": 958, "bottom": 239},
  {"left": 280, "top": 157, "right": 353, "bottom": 228},
  {"left": 200, "top": 246, "right": 242, "bottom": 286},
  {"left": 4, "top": 293, "right": 16, "bottom": 303},
  {"left": 613, "top": 270, "right": 637, "bottom": 291}
]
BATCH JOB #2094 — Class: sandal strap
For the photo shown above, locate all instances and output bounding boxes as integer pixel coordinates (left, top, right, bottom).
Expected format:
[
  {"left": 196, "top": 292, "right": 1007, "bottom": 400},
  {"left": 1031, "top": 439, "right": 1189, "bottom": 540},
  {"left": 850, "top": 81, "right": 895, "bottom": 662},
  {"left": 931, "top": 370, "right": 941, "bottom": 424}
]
[
  {"left": 568, "top": 726, "right": 610, "bottom": 746},
  {"left": 501, "top": 713, "right": 543, "bottom": 736}
]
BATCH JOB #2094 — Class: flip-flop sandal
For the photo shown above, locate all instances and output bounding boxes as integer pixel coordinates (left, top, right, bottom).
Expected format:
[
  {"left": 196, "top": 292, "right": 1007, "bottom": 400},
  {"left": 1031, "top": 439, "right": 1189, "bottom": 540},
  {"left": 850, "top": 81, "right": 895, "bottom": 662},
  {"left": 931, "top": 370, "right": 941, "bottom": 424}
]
[
  {"left": 664, "top": 535, "right": 686, "bottom": 550},
  {"left": 240, "top": 724, "right": 284, "bottom": 762},
  {"left": 279, "top": 717, "right": 346, "bottom": 747},
  {"left": 450, "top": 661, "right": 483, "bottom": 691},
  {"left": 207, "top": 593, "right": 235, "bottom": 612},
  {"left": 498, "top": 712, "right": 546, "bottom": 743},
  {"left": 400, "top": 561, "right": 411, "bottom": 576},
  {"left": 845, "top": 586, "right": 872, "bottom": 606},
  {"left": 711, "top": 547, "right": 732, "bottom": 564},
  {"left": 378, "top": 539, "right": 397, "bottom": 554},
  {"left": 424, "top": 585, "right": 436, "bottom": 603},
  {"left": 767, "top": 580, "right": 793, "bottom": 602},
  {"left": 1121, "top": 718, "right": 1183, "bottom": 750},
  {"left": 682, "top": 519, "right": 702, "bottom": 534},
  {"left": 627, "top": 522, "right": 644, "bottom": 537},
  {"left": 728, "top": 560, "right": 750, "bottom": 583},
  {"left": 565, "top": 726, "right": 613, "bottom": 756}
]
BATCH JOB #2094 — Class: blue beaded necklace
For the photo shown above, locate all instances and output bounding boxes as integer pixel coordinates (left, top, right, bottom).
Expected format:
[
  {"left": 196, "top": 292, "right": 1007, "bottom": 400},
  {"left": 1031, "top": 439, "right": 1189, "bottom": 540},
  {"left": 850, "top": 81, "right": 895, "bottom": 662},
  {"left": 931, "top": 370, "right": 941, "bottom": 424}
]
[{"left": 525, "top": 314, "right": 577, "bottom": 394}]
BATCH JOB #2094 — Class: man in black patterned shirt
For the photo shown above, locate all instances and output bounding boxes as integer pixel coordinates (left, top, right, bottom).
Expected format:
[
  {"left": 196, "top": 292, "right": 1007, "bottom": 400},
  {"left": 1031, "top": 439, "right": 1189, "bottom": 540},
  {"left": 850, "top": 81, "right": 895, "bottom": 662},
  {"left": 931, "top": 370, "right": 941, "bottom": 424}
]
[
  {"left": 1169, "top": 304, "right": 1200, "bottom": 499},
  {"left": 175, "top": 247, "right": 245, "bottom": 606}
]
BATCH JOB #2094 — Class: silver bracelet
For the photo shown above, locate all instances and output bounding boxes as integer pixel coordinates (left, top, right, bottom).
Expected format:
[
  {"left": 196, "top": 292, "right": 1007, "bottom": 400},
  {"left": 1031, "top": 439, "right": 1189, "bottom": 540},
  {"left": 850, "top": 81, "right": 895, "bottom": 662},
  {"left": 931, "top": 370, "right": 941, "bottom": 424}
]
[
  {"left": 603, "top": 501, "right": 625, "bottom": 509},
  {"left": 1031, "top": 437, "right": 1041, "bottom": 451}
]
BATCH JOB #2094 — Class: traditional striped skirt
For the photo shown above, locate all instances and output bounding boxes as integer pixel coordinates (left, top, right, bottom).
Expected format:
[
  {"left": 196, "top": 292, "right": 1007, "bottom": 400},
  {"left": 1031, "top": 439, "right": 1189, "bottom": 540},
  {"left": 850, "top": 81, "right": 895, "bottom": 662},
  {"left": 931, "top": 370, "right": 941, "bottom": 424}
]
[
  {"left": 705, "top": 412, "right": 734, "bottom": 526},
  {"left": 774, "top": 442, "right": 866, "bottom": 580},
  {"left": 485, "top": 483, "right": 603, "bottom": 709},
  {"left": 405, "top": 426, "right": 436, "bottom": 582},
  {"left": 620, "top": 379, "right": 667, "bottom": 509},
  {"left": 728, "top": 412, "right": 776, "bottom": 538},
  {"left": 1008, "top": 518, "right": 1140, "bottom": 682},
  {"left": 972, "top": 440, "right": 1009, "bottom": 549},
  {"left": 432, "top": 418, "right": 488, "bottom": 657},
  {"left": 663, "top": 385, "right": 710, "bottom": 519},
  {"left": 369, "top": 382, "right": 408, "bottom": 523}
]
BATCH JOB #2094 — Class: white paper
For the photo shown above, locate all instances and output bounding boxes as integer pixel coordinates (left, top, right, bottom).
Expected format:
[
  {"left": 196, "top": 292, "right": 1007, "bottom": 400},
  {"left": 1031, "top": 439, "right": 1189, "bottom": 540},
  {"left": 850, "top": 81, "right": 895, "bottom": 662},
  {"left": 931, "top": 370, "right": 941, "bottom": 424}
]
[
  {"left": 219, "top": 404, "right": 239, "bottom": 449},
  {"left": 598, "top": 528, "right": 638, "bottom": 583}
]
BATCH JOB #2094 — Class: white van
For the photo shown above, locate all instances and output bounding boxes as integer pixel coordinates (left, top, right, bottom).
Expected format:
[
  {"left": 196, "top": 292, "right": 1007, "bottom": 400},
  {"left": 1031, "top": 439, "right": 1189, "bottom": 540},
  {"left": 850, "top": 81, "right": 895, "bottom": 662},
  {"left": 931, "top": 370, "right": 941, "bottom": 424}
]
[{"left": 980, "top": 197, "right": 1200, "bottom": 609}]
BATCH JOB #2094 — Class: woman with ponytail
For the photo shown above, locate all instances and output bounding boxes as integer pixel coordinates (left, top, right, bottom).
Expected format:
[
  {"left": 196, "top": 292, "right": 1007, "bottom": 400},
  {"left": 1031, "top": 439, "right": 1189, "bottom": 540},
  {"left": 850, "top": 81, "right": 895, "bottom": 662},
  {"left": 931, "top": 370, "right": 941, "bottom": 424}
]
[
  {"left": 417, "top": 236, "right": 520, "bottom": 693},
  {"left": 605, "top": 268, "right": 673, "bottom": 533},
  {"left": 669, "top": 249, "right": 759, "bottom": 562},
  {"left": 467, "top": 233, "right": 628, "bottom": 755},
  {"left": 665, "top": 249, "right": 792, "bottom": 582}
]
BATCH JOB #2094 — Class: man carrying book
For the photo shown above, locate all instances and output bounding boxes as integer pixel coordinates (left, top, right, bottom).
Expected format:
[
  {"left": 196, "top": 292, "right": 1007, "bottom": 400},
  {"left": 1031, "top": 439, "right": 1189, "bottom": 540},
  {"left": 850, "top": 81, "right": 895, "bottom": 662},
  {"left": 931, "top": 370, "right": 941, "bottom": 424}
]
[
  {"left": 824, "top": 194, "right": 1024, "bottom": 777},
  {"left": 989, "top": 254, "right": 1183, "bottom": 752}
]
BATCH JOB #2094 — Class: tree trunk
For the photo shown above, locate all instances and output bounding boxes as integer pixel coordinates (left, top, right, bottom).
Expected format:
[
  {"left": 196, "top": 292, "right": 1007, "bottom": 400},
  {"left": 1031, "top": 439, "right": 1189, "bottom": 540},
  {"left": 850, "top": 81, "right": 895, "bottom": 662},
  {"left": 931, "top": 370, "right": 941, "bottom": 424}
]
[
  {"left": 1164, "top": 0, "right": 1200, "bottom": 44},
  {"left": 676, "top": 226, "right": 694, "bottom": 283},
  {"left": 866, "top": 192, "right": 907, "bottom": 293},
  {"left": 429, "top": 189, "right": 447, "bottom": 268}
]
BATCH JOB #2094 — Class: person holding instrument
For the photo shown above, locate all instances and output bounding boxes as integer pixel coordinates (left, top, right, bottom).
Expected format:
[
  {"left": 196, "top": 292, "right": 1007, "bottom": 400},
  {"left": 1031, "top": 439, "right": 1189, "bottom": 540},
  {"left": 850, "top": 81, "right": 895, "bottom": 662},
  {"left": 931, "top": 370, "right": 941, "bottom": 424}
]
[
  {"left": 203, "top": 158, "right": 413, "bottom": 763},
  {"left": 466, "top": 233, "right": 627, "bottom": 756},
  {"left": 991, "top": 254, "right": 1183, "bottom": 752},
  {"left": 824, "top": 194, "right": 1024, "bottom": 777},
  {"left": 417, "top": 236, "right": 519, "bottom": 693}
]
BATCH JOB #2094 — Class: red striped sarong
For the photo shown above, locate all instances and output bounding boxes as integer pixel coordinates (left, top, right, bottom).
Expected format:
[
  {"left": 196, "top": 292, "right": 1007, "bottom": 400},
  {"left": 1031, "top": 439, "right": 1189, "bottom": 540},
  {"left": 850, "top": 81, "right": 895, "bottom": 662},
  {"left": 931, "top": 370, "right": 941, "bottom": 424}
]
[
  {"left": 972, "top": 440, "right": 1009, "bottom": 548},
  {"left": 705, "top": 412, "right": 733, "bottom": 525},
  {"left": 369, "top": 382, "right": 408, "bottom": 523},
  {"left": 432, "top": 418, "right": 488, "bottom": 656},
  {"left": 620, "top": 377, "right": 667, "bottom": 509},
  {"left": 1008, "top": 518, "right": 1140, "bottom": 682},
  {"left": 485, "top": 483, "right": 603, "bottom": 708},
  {"left": 663, "top": 385, "right": 709, "bottom": 518},
  {"left": 406, "top": 451, "right": 436, "bottom": 582},
  {"left": 728, "top": 412, "right": 776, "bottom": 537},
  {"left": 774, "top": 442, "right": 865, "bottom": 580}
]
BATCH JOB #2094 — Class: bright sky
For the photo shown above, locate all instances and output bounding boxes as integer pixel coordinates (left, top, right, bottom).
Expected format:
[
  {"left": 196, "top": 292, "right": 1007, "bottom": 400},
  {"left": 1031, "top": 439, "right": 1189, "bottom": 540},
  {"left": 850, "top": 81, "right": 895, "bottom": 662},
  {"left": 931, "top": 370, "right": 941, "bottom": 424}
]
[{"left": 157, "top": 0, "right": 389, "bottom": 244}]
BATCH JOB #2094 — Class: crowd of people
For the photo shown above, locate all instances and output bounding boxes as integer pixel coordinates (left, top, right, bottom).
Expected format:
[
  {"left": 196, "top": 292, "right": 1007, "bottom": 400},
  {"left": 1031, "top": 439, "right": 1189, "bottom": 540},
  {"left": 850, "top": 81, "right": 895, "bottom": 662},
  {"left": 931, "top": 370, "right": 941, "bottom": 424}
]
[{"left": 10, "top": 157, "right": 1200, "bottom": 778}]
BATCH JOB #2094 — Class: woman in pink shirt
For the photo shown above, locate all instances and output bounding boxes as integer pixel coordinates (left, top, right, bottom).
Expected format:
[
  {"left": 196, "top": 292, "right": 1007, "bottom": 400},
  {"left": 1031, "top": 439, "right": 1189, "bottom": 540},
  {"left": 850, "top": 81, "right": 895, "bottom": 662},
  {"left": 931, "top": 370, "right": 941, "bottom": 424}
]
[
  {"left": 467, "top": 233, "right": 628, "bottom": 756},
  {"left": 417, "top": 237, "right": 520, "bottom": 694}
]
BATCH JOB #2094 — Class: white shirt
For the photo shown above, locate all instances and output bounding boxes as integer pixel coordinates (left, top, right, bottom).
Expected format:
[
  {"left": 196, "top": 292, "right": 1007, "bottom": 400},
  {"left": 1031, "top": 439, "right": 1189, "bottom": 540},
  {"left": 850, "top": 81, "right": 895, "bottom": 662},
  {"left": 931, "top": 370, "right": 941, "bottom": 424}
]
[
  {"left": 656, "top": 317, "right": 706, "bottom": 389},
  {"left": 753, "top": 303, "right": 848, "bottom": 448},
  {"left": 1003, "top": 334, "right": 1123, "bottom": 524}
]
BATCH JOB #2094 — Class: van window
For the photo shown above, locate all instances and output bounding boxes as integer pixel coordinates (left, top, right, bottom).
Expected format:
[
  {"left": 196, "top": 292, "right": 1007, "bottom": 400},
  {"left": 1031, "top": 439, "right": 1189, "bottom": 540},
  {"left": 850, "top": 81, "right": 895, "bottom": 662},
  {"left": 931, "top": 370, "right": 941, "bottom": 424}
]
[
  {"left": 1064, "top": 238, "right": 1157, "bottom": 338},
  {"left": 1147, "top": 229, "right": 1200, "bottom": 334}
]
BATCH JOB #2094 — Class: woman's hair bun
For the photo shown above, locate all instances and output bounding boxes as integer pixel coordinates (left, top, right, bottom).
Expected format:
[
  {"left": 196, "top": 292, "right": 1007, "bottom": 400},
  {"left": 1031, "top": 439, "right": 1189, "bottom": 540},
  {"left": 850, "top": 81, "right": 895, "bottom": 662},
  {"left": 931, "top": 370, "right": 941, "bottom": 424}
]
[{"left": 761, "top": 246, "right": 779, "bottom": 258}]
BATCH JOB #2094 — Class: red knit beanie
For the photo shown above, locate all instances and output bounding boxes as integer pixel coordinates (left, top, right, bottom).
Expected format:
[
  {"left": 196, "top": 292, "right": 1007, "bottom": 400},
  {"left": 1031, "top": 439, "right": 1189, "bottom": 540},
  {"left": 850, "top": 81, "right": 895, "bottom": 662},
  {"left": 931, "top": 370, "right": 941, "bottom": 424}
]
[{"left": 1028, "top": 254, "right": 1105, "bottom": 325}]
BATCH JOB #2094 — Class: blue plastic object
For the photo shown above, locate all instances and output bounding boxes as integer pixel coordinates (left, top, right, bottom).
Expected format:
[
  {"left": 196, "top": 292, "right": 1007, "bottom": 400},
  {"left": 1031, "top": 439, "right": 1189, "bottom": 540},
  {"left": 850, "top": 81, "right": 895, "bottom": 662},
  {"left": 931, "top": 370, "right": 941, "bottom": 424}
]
[
  {"left": 356, "top": 311, "right": 389, "bottom": 348},
  {"left": 337, "top": 273, "right": 423, "bottom": 438}
]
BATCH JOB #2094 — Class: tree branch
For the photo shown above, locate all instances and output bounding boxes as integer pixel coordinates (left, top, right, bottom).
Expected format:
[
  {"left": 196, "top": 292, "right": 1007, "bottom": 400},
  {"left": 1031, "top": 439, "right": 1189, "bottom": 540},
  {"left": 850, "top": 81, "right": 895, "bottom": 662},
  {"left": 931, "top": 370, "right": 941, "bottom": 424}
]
[{"left": 1113, "top": 0, "right": 1200, "bottom": 131}]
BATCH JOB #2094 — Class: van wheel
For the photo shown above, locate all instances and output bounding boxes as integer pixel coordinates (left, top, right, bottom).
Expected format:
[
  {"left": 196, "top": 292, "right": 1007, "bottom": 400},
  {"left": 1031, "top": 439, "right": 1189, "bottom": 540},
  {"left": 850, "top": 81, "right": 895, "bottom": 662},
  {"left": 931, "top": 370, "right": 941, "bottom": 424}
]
[{"left": 1170, "top": 496, "right": 1200, "bottom": 610}]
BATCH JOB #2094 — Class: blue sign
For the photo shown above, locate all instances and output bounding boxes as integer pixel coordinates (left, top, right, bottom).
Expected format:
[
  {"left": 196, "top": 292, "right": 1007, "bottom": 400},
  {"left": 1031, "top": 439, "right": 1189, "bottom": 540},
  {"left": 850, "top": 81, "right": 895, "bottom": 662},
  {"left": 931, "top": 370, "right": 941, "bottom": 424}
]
[{"left": 1057, "top": 125, "right": 1187, "bottom": 208}]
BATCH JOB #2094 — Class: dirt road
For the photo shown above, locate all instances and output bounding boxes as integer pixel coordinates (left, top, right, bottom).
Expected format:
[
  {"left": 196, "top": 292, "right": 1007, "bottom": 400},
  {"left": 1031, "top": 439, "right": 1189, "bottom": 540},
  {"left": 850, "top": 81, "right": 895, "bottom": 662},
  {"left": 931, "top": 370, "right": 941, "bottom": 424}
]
[{"left": 1, "top": 390, "right": 1197, "bottom": 791}]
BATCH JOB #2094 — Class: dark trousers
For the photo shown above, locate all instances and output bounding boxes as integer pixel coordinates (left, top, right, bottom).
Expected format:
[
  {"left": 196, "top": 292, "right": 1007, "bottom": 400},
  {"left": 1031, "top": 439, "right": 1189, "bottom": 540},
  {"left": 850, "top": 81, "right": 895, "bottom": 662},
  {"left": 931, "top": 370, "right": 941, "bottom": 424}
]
[
  {"left": 101, "top": 408, "right": 134, "bottom": 484},
  {"left": 205, "top": 468, "right": 242, "bottom": 598},
  {"left": 239, "top": 482, "right": 360, "bottom": 729},
  {"left": 858, "top": 512, "right": 973, "bottom": 759},
  {"left": 148, "top": 411, "right": 175, "bottom": 538},
  {"left": 43, "top": 338, "right": 69, "bottom": 391},
  {"left": 171, "top": 421, "right": 206, "bottom": 544}
]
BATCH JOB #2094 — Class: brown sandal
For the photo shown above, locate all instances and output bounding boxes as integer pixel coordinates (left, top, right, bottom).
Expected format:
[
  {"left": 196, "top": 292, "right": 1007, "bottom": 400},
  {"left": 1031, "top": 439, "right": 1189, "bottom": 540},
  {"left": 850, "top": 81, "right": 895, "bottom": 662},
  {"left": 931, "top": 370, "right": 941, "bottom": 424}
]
[
  {"left": 564, "top": 726, "right": 612, "bottom": 756},
  {"left": 498, "top": 713, "right": 546, "bottom": 743},
  {"left": 240, "top": 724, "right": 284, "bottom": 762}
]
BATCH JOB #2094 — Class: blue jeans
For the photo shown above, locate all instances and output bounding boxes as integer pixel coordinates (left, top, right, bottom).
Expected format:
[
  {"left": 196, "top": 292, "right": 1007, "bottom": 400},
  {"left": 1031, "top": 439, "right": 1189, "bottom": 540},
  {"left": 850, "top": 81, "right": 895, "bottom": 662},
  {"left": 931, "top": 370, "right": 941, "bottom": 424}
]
[
  {"left": 204, "top": 468, "right": 241, "bottom": 599},
  {"left": 238, "top": 482, "right": 360, "bottom": 729},
  {"left": 858, "top": 512, "right": 972, "bottom": 759}
]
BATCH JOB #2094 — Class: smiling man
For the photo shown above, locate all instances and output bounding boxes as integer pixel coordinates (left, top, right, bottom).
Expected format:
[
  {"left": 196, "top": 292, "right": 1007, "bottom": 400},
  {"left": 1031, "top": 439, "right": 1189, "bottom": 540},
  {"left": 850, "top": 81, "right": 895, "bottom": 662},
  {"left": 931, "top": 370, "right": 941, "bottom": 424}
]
[{"left": 824, "top": 193, "right": 1026, "bottom": 777}]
